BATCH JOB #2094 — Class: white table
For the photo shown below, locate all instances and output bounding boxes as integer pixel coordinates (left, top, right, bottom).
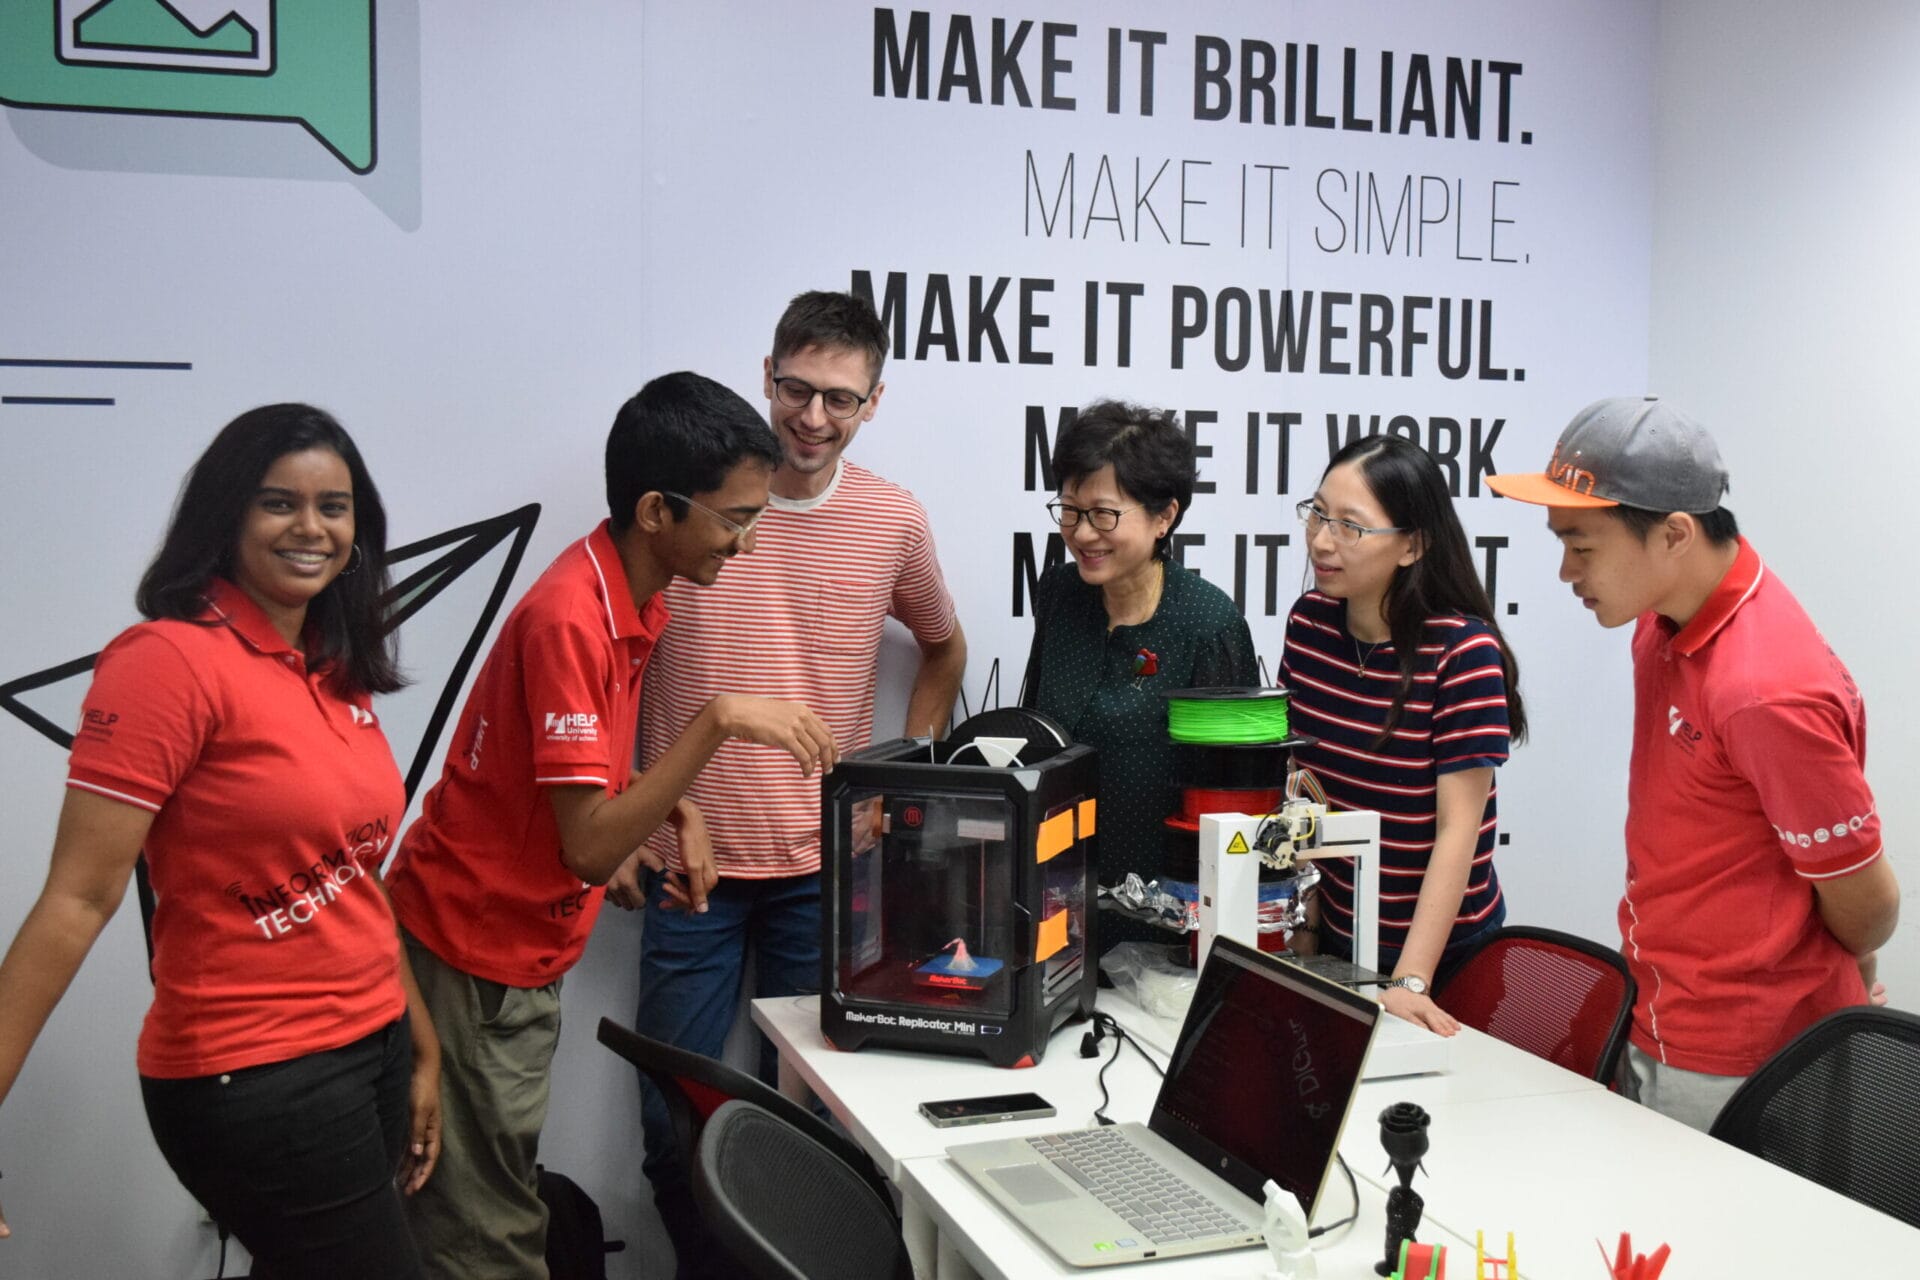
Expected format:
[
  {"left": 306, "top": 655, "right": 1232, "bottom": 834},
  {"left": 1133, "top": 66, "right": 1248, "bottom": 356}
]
[
  {"left": 1396, "top": 1087, "right": 1920, "bottom": 1277},
  {"left": 753, "top": 992, "right": 1920, "bottom": 1277},
  {"left": 754, "top": 993, "right": 1185, "bottom": 1179},
  {"left": 752, "top": 992, "right": 1507, "bottom": 1278},
  {"left": 898, "top": 1151, "right": 1472, "bottom": 1279}
]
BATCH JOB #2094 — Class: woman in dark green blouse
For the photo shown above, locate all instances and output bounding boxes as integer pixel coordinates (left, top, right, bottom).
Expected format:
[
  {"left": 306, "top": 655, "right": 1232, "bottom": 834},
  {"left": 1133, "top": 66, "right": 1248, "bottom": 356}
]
[{"left": 1019, "top": 401, "right": 1259, "bottom": 941}]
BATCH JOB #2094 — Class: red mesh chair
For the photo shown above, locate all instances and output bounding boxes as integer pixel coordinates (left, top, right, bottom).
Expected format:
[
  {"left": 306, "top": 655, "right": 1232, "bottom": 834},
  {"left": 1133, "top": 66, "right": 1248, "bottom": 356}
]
[
  {"left": 1433, "top": 926, "right": 1636, "bottom": 1084},
  {"left": 594, "top": 1016, "right": 895, "bottom": 1217}
]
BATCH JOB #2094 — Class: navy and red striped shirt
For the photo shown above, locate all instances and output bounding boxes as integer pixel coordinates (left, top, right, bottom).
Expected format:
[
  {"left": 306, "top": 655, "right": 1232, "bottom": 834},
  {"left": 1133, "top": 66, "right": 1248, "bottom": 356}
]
[{"left": 1278, "top": 591, "right": 1511, "bottom": 959}]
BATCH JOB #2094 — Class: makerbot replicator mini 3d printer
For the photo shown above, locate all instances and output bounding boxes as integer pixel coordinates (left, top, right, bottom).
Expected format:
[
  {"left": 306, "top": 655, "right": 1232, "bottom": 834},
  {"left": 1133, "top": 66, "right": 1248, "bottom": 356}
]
[{"left": 820, "top": 708, "right": 1099, "bottom": 1067}]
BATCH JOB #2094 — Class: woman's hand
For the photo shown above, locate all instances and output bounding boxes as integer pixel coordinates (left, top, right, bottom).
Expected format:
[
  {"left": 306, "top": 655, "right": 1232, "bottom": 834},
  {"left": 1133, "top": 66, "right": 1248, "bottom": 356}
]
[
  {"left": 399, "top": 1044, "right": 442, "bottom": 1195},
  {"left": 1381, "top": 986, "right": 1460, "bottom": 1037}
]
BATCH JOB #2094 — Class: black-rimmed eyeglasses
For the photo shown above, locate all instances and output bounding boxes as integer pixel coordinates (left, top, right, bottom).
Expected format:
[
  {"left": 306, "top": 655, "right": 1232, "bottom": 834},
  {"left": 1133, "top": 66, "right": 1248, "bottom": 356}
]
[
  {"left": 771, "top": 376, "right": 872, "bottom": 420},
  {"left": 1046, "top": 500, "right": 1143, "bottom": 532}
]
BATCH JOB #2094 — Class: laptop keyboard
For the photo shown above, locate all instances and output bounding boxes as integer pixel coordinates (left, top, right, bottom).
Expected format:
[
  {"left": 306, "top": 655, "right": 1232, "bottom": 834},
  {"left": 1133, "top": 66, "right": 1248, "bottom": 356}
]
[{"left": 1026, "top": 1129, "right": 1252, "bottom": 1244}]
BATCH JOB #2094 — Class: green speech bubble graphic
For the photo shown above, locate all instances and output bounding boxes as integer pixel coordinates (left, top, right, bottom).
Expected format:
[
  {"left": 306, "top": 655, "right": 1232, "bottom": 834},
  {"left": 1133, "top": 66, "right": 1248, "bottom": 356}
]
[{"left": 0, "top": 0, "right": 376, "bottom": 173}]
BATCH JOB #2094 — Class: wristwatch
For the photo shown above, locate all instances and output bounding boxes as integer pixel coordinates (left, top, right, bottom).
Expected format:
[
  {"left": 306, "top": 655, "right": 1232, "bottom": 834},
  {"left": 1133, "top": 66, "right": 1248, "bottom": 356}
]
[{"left": 1387, "top": 974, "right": 1429, "bottom": 996}]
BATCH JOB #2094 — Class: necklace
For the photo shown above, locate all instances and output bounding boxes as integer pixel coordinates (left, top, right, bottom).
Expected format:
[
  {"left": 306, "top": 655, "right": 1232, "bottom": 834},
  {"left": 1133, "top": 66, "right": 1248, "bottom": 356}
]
[
  {"left": 1107, "top": 560, "right": 1166, "bottom": 630},
  {"left": 1353, "top": 633, "right": 1387, "bottom": 671}
]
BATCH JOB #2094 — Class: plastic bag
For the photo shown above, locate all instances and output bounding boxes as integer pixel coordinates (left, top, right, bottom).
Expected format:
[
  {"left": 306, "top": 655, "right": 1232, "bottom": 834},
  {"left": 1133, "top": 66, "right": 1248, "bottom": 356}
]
[{"left": 1098, "top": 941, "right": 1199, "bottom": 1021}]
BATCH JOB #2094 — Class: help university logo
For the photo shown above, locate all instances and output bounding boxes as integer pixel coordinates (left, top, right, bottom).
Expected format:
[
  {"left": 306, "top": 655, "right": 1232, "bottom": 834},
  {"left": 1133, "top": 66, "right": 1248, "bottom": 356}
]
[{"left": 544, "top": 711, "right": 600, "bottom": 744}]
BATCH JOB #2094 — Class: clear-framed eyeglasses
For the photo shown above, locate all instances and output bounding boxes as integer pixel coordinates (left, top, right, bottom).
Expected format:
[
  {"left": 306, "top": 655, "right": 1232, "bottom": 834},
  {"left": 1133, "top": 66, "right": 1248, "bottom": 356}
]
[
  {"left": 1295, "top": 499, "right": 1410, "bottom": 546},
  {"left": 770, "top": 375, "right": 873, "bottom": 420},
  {"left": 662, "top": 491, "right": 762, "bottom": 541},
  {"left": 1046, "top": 500, "right": 1143, "bottom": 532}
]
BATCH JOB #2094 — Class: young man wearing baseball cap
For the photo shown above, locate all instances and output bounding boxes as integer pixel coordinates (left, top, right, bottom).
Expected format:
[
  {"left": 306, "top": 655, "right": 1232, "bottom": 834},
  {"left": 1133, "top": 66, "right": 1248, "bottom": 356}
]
[{"left": 1489, "top": 396, "right": 1899, "bottom": 1131}]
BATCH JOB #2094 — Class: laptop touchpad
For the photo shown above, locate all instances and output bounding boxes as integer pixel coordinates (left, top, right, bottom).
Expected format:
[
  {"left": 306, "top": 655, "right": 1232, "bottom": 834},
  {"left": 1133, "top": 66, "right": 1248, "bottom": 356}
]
[{"left": 986, "top": 1164, "right": 1079, "bottom": 1204}]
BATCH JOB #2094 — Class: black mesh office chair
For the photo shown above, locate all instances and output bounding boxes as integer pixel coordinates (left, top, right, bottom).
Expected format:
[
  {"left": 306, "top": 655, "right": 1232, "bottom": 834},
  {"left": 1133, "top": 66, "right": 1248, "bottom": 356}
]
[
  {"left": 692, "top": 1100, "right": 914, "bottom": 1280},
  {"left": 594, "top": 1017, "right": 894, "bottom": 1215},
  {"left": 1708, "top": 1006, "right": 1920, "bottom": 1227}
]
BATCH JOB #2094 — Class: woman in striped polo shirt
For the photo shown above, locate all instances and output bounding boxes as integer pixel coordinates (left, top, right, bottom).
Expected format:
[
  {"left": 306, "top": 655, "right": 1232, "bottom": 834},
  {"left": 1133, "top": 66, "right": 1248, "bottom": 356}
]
[{"left": 1281, "top": 435, "right": 1528, "bottom": 1035}]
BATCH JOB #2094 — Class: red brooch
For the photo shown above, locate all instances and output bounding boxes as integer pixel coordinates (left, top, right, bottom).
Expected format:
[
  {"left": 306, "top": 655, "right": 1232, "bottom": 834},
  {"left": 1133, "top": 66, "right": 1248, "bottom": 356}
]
[{"left": 1133, "top": 649, "right": 1159, "bottom": 677}]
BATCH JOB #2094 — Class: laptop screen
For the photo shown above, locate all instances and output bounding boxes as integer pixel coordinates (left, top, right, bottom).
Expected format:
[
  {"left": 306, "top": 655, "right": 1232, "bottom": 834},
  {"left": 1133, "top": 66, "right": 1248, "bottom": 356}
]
[{"left": 1149, "top": 937, "right": 1380, "bottom": 1213}]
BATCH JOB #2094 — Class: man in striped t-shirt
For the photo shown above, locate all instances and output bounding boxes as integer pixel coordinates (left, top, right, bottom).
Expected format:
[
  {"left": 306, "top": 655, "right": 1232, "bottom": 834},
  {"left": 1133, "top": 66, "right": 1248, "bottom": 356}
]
[{"left": 621, "top": 291, "right": 965, "bottom": 1275}]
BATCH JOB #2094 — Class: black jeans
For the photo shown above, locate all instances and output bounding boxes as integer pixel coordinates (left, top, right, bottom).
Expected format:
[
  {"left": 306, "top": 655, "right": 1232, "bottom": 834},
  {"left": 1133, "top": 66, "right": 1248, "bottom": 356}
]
[{"left": 141, "top": 1014, "right": 422, "bottom": 1280}]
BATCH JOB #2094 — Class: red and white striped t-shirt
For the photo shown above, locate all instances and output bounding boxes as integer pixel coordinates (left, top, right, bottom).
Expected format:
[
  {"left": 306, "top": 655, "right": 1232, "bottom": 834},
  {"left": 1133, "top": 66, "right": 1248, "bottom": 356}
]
[{"left": 640, "top": 460, "right": 957, "bottom": 878}]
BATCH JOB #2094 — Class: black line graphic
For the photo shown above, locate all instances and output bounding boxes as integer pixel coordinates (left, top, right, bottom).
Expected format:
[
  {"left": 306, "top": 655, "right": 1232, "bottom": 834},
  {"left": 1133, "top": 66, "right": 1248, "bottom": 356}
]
[
  {"left": 72, "top": 0, "right": 263, "bottom": 63},
  {"left": 954, "top": 657, "right": 1005, "bottom": 721},
  {"left": 0, "top": 501, "right": 542, "bottom": 804},
  {"left": 3, "top": 396, "right": 116, "bottom": 405},
  {"left": 0, "top": 654, "right": 98, "bottom": 749},
  {"left": 383, "top": 503, "right": 540, "bottom": 798},
  {"left": 59, "top": 0, "right": 276, "bottom": 78},
  {"left": 0, "top": 359, "right": 192, "bottom": 370}
]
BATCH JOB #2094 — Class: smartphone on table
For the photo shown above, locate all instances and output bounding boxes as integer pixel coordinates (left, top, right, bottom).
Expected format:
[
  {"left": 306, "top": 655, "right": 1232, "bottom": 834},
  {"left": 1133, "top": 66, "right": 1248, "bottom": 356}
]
[{"left": 918, "top": 1092, "right": 1057, "bottom": 1128}]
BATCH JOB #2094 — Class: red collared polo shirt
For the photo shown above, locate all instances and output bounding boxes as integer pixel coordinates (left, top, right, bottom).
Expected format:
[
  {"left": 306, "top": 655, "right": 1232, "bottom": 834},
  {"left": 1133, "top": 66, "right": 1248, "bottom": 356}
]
[
  {"left": 386, "top": 522, "right": 668, "bottom": 987},
  {"left": 67, "top": 579, "right": 407, "bottom": 1078},
  {"left": 1622, "top": 538, "right": 1879, "bottom": 1075}
]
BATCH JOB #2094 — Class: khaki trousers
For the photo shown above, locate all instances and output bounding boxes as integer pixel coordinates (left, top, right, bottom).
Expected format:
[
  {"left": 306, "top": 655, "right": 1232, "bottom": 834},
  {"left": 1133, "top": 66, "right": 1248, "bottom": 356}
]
[{"left": 402, "top": 931, "right": 563, "bottom": 1280}]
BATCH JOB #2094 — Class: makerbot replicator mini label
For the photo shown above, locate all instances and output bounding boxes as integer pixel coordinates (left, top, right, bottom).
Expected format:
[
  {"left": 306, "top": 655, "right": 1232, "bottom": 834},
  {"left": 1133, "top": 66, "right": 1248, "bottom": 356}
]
[{"left": 844, "top": 1010, "right": 980, "bottom": 1035}]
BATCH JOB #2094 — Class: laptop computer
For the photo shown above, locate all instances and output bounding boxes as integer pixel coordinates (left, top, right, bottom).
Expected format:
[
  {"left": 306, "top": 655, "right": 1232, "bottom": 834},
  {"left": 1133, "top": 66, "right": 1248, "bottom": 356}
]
[{"left": 946, "top": 936, "right": 1381, "bottom": 1267}]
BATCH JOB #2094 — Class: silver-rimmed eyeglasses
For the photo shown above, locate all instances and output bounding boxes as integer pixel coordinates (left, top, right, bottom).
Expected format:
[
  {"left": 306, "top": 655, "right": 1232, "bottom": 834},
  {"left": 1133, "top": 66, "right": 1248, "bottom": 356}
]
[
  {"left": 663, "top": 491, "right": 762, "bottom": 541},
  {"left": 1295, "top": 499, "right": 1410, "bottom": 546}
]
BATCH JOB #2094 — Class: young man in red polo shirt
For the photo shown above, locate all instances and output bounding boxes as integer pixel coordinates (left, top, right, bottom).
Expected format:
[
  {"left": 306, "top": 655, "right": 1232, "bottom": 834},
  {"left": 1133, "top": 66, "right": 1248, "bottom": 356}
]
[
  {"left": 1490, "top": 396, "right": 1899, "bottom": 1131},
  {"left": 384, "top": 372, "right": 839, "bottom": 1278}
]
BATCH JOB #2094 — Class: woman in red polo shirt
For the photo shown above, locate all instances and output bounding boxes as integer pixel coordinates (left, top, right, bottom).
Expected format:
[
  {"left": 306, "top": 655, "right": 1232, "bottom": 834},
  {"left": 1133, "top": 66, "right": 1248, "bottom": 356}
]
[{"left": 0, "top": 404, "right": 438, "bottom": 1278}]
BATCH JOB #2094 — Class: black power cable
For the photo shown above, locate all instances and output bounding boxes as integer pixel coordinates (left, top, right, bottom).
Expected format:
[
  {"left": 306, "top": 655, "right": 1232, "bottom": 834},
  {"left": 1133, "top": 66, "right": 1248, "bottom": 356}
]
[
  {"left": 1078, "top": 1011, "right": 1165, "bottom": 1125},
  {"left": 1306, "top": 1153, "right": 1360, "bottom": 1239},
  {"left": 1077, "top": 1011, "right": 1360, "bottom": 1242}
]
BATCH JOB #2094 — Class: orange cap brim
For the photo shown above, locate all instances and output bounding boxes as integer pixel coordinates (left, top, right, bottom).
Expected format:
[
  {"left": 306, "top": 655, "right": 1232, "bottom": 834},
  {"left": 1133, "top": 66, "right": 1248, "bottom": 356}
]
[{"left": 1486, "top": 472, "right": 1619, "bottom": 508}]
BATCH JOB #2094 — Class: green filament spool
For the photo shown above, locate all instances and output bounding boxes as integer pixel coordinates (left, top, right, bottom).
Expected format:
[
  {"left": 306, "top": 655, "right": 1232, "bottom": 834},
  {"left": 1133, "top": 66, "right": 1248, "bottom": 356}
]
[{"left": 1164, "top": 687, "right": 1291, "bottom": 745}]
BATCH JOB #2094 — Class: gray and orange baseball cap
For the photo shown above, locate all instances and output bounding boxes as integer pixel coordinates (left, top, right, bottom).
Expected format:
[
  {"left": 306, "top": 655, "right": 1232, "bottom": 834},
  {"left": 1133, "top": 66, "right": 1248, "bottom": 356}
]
[{"left": 1488, "top": 396, "right": 1729, "bottom": 512}]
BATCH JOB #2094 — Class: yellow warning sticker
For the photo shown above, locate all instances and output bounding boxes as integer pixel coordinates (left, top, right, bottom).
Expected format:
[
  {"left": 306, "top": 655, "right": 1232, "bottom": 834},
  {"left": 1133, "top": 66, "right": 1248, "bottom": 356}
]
[{"left": 1225, "top": 832, "right": 1252, "bottom": 855}]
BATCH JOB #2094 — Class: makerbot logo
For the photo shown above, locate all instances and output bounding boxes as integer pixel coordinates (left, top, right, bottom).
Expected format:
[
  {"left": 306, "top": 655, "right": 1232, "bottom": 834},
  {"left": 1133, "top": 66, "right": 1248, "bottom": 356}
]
[
  {"left": 844, "top": 1010, "right": 976, "bottom": 1035},
  {"left": 902, "top": 804, "right": 923, "bottom": 828}
]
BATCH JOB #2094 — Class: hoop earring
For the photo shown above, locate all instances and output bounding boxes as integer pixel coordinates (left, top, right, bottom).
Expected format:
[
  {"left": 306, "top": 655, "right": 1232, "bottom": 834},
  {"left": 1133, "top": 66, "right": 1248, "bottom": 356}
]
[{"left": 338, "top": 544, "right": 364, "bottom": 577}]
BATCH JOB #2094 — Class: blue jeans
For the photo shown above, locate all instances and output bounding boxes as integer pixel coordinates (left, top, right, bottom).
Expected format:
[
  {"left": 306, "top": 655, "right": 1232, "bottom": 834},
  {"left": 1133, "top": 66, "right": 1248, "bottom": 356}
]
[
  {"left": 636, "top": 870, "right": 822, "bottom": 1184},
  {"left": 141, "top": 1015, "right": 421, "bottom": 1280}
]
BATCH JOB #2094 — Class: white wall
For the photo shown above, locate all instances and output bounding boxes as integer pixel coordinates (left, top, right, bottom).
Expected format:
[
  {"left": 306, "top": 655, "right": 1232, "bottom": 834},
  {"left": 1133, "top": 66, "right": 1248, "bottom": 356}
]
[
  {"left": 638, "top": 0, "right": 1657, "bottom": 965},
  {"left": 1649, "top": 0, "right": 1920, "bottom": 1000},
  {"left": 28, "top": 1, "right": 1887, "bottom": 1275},
  {"left": 0, "top": 6, "right": 671, "bottom": 1274}
]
